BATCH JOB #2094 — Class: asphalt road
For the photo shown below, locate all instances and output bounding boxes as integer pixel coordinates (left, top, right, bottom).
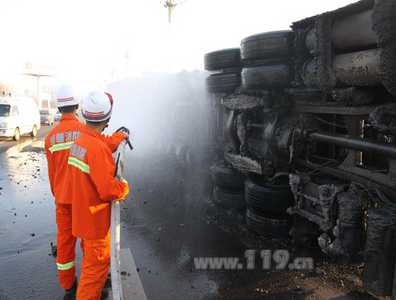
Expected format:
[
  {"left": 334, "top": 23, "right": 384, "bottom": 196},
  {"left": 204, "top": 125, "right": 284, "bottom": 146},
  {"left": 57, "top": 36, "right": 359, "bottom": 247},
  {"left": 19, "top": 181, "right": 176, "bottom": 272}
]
[
  {"left": 0, "top": 122, "right": 69, "bottom": 300},
  {"left": 0, "top": 123, "right": 52, "bottom": 155},
  {"left": 0, "top": 122, "right": 389, "bottom": 300}
]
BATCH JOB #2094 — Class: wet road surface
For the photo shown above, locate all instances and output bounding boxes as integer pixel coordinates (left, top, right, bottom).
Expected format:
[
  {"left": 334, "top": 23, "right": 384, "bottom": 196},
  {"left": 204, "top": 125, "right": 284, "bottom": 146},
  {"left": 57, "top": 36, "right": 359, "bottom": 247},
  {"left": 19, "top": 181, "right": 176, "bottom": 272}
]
[
  {"left": 0, "top": 124, "right": 389, "bottom": 300},
  {"left": 0, "top": 124, "right": 83, "bottom": 300}
]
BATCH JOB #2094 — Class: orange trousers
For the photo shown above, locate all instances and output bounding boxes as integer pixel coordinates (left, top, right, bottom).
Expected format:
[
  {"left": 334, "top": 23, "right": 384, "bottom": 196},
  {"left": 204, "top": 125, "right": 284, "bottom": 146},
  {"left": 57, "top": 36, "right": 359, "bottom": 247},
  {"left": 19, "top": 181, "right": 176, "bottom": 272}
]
[
  {"left": 76, "top": 229, "right": 111, "bottom": 300},
  {"left": 56, "top": 203, "right": 83, "bottom": 290}
]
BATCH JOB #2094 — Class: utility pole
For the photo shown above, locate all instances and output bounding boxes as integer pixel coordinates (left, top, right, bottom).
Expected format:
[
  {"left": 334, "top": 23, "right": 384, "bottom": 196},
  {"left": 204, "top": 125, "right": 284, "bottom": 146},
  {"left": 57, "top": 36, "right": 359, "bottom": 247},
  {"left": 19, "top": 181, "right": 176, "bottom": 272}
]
[
  {"left": 160, "top": 1, "right": 187, "bottom": 73},
  {"left": 124, "top": 50, "right": 130, "bottom": 78},
  {"left": 160, "top": 0, "right": 186, "bottom": 23}
]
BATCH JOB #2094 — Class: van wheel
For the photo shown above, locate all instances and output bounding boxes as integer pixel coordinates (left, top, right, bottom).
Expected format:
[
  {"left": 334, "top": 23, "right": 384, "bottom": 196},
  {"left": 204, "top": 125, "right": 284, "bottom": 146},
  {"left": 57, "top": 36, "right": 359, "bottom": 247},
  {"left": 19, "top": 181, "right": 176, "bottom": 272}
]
[
  {"left": 31, "top": 125, "right": 37, "bottom": 137},
  {"left": 13, "top": 128, "right": 20, "bottom": 141}
]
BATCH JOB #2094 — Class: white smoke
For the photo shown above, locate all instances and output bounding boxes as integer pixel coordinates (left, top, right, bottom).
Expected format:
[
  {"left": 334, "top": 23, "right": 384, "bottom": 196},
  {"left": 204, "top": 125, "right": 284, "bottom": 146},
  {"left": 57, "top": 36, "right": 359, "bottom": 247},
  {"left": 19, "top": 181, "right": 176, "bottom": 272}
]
[{"left": 104, "top": 70, "right": 211, "bottom": 162}]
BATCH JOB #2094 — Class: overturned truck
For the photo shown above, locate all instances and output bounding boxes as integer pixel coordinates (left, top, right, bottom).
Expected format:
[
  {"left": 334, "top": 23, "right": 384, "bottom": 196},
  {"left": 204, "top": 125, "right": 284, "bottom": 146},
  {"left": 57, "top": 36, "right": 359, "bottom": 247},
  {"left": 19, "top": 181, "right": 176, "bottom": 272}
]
[{"left": 204, "top": 0, "right": 396, "bottom": 297}]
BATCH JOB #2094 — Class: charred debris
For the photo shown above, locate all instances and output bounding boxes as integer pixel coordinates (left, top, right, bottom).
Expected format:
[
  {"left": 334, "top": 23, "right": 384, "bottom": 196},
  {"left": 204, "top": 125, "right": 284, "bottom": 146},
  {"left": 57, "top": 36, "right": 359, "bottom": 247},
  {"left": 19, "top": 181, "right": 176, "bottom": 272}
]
[{"left": 204, "top": 0, "right": 396, "bottom": 297}]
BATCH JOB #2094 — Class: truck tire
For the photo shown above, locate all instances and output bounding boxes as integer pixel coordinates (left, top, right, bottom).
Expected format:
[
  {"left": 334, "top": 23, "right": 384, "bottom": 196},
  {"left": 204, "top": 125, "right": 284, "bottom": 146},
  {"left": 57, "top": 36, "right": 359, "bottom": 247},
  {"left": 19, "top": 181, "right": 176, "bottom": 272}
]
[
  {"left": 245, "top": 179, "right": 294, "bottom": 214},
  {"left": 213, "top": 186, "right": 245, "bottom": 209},
  {"left": 204, "top": 48, "right": 241, "bottom": 71},
  {"left": 242, "top": 64, "right": 293, "bottom": 89},
  {"left": 13, "top": 127, "right": 20, "bottom": 141},
  {"left": 241, "top": 30, "right": 295, "bottom": 62},
  {"left": 242, "top": 57, "right": 292, "bottom": 69},
  {"left": 212, "top": 161, "right": 245, "bottom": 190},
  {"left": 206, "top": 72, "right": 241, "bottom": 94},
  {"left": 246, "top": 207, "right": 292, "bottom": 238},
  {"left": 31, "top": 125, "right": 37, "bottom": 137}
]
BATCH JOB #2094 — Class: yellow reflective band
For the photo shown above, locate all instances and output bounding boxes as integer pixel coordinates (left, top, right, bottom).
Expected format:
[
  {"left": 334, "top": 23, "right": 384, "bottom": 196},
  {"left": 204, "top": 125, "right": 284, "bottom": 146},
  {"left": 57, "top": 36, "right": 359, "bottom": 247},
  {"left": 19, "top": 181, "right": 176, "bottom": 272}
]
[
  {"left": 57, "top": 260, "right": 75, "bottom": 271},
  {"left": 49, "top": 141, "right": 74, "bottom": 153},
  {"left": 68, "top": 157, "right": 90, "bottom": 174}
]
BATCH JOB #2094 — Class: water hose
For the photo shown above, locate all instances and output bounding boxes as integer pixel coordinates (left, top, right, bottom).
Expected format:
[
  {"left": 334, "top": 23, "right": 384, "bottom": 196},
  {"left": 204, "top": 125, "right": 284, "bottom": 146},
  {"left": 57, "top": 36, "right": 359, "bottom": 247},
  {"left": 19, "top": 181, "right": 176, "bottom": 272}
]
[{"left": 111, "top": 127, "right": 132, "bottom": 300}]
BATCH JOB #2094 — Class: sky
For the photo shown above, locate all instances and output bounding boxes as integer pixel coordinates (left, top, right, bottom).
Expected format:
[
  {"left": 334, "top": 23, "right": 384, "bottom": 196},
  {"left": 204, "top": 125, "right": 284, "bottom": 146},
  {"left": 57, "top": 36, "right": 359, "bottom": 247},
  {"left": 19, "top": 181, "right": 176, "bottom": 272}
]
[{"left": 0, "top": 0, "right": 359, "bottom": 95}]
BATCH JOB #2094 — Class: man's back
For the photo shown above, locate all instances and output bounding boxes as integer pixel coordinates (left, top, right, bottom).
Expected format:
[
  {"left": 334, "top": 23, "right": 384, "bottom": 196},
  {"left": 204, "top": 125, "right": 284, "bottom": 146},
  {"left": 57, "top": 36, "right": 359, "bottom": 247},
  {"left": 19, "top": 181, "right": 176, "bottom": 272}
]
[
  {"left": 45, "top": 114, "right": 84, "bottom": 203},
  {"left": 68, "top": 125, "right": 129, "bottom": 239}
]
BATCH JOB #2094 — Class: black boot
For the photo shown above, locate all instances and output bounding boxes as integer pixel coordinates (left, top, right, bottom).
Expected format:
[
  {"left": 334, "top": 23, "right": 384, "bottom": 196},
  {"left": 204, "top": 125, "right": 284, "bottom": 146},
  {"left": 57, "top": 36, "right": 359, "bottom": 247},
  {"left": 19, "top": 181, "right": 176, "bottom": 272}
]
[
  {"left": 100, "top": 289, "right": 109, "bottom": 300},
  {"left": 104, "top": 277, "right": 112, "bottom": 288},
  {"left": 65, "top": 279, "right": 77, "bottom": 295}
]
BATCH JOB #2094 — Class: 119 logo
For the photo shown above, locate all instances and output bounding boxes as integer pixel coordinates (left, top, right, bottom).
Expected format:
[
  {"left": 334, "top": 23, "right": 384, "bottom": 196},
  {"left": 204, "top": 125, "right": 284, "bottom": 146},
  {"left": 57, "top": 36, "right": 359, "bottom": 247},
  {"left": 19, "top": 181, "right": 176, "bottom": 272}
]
[{"left": 245, "top": 250, "right": 314, "bottom": 270}]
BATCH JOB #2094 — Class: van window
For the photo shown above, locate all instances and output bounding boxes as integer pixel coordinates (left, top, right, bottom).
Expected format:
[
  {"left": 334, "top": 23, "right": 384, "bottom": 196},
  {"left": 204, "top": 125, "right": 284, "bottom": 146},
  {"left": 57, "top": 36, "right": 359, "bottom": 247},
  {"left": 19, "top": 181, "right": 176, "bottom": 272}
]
[
  {"left": 11, "top": 105, "right": 19, "bottom": 116},
  {"left": 0, "top": 104, "right": 11, "bottom": 117}
]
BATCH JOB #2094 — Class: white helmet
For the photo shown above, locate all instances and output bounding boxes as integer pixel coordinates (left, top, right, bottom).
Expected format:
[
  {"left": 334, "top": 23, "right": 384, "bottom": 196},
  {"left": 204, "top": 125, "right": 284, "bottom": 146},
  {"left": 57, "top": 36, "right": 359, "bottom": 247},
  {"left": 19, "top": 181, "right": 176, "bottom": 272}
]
[
  {"left": 82, "top": 90, "right": 113, "bottom": 122},
  {"left": 56, "top": 84, "right": 79, "bottom": 107}
]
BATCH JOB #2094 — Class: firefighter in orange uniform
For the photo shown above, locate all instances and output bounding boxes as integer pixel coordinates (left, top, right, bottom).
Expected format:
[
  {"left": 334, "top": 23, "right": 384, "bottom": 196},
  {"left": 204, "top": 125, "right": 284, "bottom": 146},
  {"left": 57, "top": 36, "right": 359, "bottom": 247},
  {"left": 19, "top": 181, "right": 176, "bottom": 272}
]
[
  {"left": 68, "top": 90, "right": 129, "bottom": 300},
  {"left": 45, "top": 84, "right": 85, "bottom": 295},
  {"left": 45, "top": 85, "right": 127, "bottom": 296}
]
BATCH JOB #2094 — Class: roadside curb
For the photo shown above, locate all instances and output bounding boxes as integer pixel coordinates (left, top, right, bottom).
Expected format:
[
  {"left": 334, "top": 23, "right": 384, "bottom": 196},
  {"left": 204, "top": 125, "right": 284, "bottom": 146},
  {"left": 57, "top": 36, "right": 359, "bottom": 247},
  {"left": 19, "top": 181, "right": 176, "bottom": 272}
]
[{"left": 108, "top": 248, "right": 147, "bottom": 300}]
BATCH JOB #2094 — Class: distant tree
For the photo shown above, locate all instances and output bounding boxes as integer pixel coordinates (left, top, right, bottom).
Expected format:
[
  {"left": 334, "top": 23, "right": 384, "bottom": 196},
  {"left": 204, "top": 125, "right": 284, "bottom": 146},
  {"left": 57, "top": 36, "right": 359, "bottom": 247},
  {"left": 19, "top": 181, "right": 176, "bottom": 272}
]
[{"left": 0, "top": 82, "right": 17, "bottom": 97}]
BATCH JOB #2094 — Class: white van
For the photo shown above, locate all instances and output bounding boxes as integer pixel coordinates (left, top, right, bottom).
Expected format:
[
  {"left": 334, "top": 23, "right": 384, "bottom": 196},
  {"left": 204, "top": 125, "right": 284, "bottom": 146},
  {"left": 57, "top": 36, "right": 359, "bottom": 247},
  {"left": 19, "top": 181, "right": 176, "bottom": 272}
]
[{"left": 0, "top": 96, "right": 41, "bottom": 141}]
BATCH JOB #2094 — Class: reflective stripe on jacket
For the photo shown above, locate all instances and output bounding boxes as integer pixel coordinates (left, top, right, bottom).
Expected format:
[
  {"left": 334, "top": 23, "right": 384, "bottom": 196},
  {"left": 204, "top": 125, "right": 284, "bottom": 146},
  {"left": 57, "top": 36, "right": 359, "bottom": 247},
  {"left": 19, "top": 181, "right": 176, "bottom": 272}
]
[{"left": 69, "top": 126, "right": 129, "bottom": 239}]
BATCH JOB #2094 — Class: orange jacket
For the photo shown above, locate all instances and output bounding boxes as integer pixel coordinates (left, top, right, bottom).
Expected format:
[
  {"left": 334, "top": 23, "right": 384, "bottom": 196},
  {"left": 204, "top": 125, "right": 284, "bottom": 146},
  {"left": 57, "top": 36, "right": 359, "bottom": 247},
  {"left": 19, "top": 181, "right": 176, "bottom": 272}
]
[
  {"left": 45, "top": 114, "right": 126, "bottom": 204},
  {"left": 45, "top": 114, "right": 85, "bottom": 203},
  {"left": 68, "top": 126, "right": 129, "bottom": 239}
]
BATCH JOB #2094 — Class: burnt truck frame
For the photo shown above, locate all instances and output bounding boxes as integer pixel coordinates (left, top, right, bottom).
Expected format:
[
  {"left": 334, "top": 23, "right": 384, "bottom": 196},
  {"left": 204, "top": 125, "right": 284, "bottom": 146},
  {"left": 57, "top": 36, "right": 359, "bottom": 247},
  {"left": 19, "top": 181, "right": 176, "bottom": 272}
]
[{"left": 205, "top": 0, "right": 396, "bottom": 297}]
